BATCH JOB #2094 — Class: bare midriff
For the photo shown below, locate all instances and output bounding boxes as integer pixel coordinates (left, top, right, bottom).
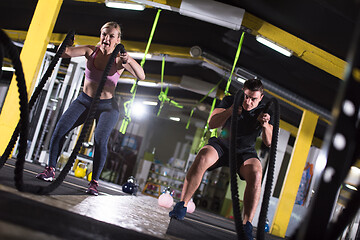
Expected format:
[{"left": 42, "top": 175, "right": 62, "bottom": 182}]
[{"left": 83, "top": 80, "right": 116, "bottom": 99}]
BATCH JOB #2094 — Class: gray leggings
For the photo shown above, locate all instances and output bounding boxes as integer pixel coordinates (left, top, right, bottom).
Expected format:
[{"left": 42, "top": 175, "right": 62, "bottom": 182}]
[{"left": 48, "top": 92, "right": 119, "bottom": 180}]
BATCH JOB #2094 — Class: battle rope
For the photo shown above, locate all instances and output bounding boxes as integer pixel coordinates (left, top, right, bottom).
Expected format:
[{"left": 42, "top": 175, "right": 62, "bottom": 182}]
[
  {"left": 229, "top": 90, "right": 246, "bottom": 240},
  {"left": 0, "top": 30, "right": 75, "bottom": 168},
  {"left": 257, "top": 98, "right": 279, "bottom": 240},
  {"left": 0, "top": 29, "right": 29, "bottom": 192},
  {"left": 229, "top": 88, "right": 280, "bottom": 240}
]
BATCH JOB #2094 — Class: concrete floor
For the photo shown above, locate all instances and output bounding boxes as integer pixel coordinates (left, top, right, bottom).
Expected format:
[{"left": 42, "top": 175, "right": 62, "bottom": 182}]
[
  {"left": 0, "top": 183, "right": 174, "bottom": 239},
  {"left": 0, "top": 159, "right": 286, "bottom": 240},
  {"left": 0, "top": 159, "right": 174, "bottom": 239}
]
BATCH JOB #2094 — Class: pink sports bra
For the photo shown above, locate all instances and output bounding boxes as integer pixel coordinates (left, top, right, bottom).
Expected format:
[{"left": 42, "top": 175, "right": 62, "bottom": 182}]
[{"left": 84, "top": 47, "right": 120, "bottom": 87}]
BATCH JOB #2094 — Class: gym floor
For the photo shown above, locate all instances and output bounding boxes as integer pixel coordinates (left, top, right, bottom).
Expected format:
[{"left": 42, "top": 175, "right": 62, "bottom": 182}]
[{"left": 0, "top": 158, "right": 286, "bottom": 240}]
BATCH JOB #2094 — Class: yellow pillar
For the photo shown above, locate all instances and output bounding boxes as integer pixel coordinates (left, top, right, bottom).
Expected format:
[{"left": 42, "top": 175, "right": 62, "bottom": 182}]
[
  {"left": 270, "top": 110, "right": 318, "bottom": 237},
  {"left": 0, "top": 0, "right": 63, "bottom": 153}
]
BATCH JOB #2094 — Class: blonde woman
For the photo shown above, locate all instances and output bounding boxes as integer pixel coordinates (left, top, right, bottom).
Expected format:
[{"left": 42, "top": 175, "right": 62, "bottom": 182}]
[{"left": 36, "top": 22, "right": 145, "bottom": 195}]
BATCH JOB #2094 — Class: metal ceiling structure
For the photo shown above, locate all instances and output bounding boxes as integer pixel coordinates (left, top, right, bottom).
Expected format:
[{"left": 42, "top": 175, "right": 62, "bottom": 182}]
[{"left": 1, "top": 0, "right": 359, "bottom": 142}]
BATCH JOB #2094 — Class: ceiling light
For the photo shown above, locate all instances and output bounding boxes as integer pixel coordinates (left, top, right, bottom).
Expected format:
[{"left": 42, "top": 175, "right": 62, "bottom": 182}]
[
  {"left": 197, "top": 103, "right": 207, "bottom": 111},
  {"left": 2, "top": 66, "right": 15, "bottom": 72},
  {"left": 138, "top": 81, "right": 157, "bottom": 87},
  {"left": 105, "top": 1, "right": 145, "bottom": 11},
  {"left": 47, "top": 43, "right": 55, "bottom": 49},
  {"left": 350, "top": 166, "right": 360, "bottom": 174},
  {"left": 256, "top": 35, "right": 293, "bottom": 57},
  {"left": 128, "top": 52, "right": 152, "bottom": 59},
  {"left": 169, "top": 117, "right": 180, "bottom": 122},
  {"left": 345, "top": 184, "right": 357, "bottom": 191},
  {"left": 131, "top": 102, "right": 147, "bottom": 118},
  {"left": 142, "top": 100, "right": 158, "bottom": 106},
  {"left": 345, "top": 166, "right": 360, "bottom": 188},
  {"left": 236, "top": 76, "right": 246, "bottom": 83}
]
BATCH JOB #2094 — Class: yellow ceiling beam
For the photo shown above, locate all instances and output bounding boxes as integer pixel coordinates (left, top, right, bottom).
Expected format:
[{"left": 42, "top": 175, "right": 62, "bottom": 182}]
[
  {"left": 242, "top": 12, "right": 346, "bottom": 80},
  {"left": 4, "top": 29, "right": 192, "bottom": 59}
]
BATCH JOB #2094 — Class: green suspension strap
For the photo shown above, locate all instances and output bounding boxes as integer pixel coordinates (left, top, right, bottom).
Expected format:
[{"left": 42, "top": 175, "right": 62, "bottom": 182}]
[
  {"left": 120, "top": 9, "right": 161, "bottom": 134},
  {"left": 224, "top": 31, "right": 245, "bottom": 95},
  {"left": 157, "top": 55, "right": 183, "bottom": 116},
  {"left": 194, "top": 32, "right": 245, "bottom": 151},
  {"left": 185, "top": 77, "right": 224, "bottom": 129},
  {"left": 196, "top": 97, "right": 217, "bottom": 152}
]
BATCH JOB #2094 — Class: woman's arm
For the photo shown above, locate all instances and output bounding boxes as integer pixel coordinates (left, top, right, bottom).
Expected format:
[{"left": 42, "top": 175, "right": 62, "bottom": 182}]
[
  {"left": 120, "top": 54, "right": 146, "bottom": 80},
  {"left": 61, "top": 45, "right": 95, "bottom": 58}
]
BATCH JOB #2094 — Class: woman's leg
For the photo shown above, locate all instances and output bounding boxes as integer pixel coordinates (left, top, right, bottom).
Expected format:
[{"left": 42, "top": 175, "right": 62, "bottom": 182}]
[
  {"left": 91, "top": 103, "right": 119, "bottom": 181},
  {"left": 48, "top": 99, "right": 88, "bottom": 168}
]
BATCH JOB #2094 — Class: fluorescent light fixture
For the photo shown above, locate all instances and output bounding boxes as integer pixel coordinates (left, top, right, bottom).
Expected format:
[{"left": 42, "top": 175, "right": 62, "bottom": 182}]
[
  {"left": 169, "top": 117, "right": 180, "bottom": 122},
  {"left": 105, "top": 0, "right": 145, "bottom": 11},
  {"left": 2, "top": 66, "right": 15, "bottom": 72},
  {"left": 128, "top": 52, "right": 152, "bottom": 59},
  {"left": 138, "top": 81, "right": 157, "bottom": 87},
  {"left": 47, "top": 43, "right": 55, "bottom": 49},
  {"left": 345, "top": 184, "right": 357, "bottom": 191},
  {"left": 350, "top": 166, "right": 360, "bottom": 174},
  {"left": 118, "top": 78, "right": 157, "bottom": 87},
  {"left": 236, "top": 76, "right": 246, "bottom": 84},
  {"left": 256, "top": 35, "right": 293, "bottom": 57},
  {"left": 142, "top": 100, "right": 158, "bottom": 106}
]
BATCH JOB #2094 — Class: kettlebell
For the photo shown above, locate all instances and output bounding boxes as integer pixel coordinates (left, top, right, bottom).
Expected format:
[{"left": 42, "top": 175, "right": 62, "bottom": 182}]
[
  {"left": 158, "top": 187, "right": 174, "bottom": 208},
  {"left": 74, "top": 163, "right": 87, "bottom": 178},
  {"left": 87, "top": 172, "right": 92, "bottom": 182},
  {"left": 122, "top": 176, "right": 139, "bottom": 195}
]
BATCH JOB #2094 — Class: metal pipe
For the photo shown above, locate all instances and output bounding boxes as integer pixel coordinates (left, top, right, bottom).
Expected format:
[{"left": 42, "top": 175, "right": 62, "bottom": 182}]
[{"left": 200, "top": 49, "right": 333, "bottom": 121}]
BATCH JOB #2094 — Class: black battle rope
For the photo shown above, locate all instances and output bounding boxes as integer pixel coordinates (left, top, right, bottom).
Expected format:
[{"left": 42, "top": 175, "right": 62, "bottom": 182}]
[
  {"left": 230, "top": 88, "right": 280, "bottom": 240},
  {"left": 0, "top": 29, "right": 29, "bottom": 190},
  {"left": 257, "top": 98, "right": 279, "bottom": 240},
  {"left": 0, "top": 30, "right": 75, "bottom": 169},
  {"left": 22, "top": 43, "right": 124, "bottom": 194},
  {"left": 230, "top": 90, "right": 247, "bottom": 240}
]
